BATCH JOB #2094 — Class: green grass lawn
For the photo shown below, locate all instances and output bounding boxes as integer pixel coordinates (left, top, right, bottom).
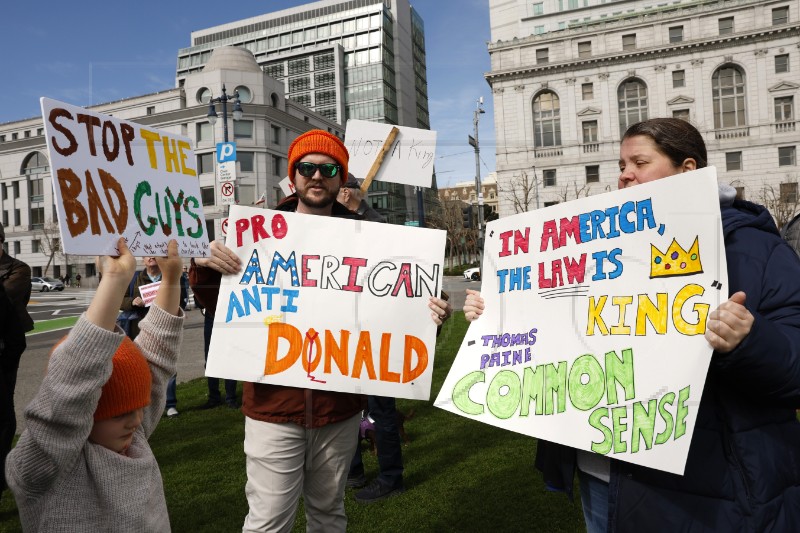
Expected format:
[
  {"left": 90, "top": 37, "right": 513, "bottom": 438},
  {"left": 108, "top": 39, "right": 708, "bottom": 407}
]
[{"left": 0, "top": 313, "right": 585, "bottom": 532}]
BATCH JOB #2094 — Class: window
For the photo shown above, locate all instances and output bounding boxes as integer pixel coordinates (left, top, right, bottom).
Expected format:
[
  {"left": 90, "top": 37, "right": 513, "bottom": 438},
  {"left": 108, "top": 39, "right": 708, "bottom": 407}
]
[
  {"left": 712, "top": 66, "right": 747, "bottom": 129},
  {"left": 582, "top": 120, "right": 598, "bottom": 143},
  {"left": 586, "top": 165, "right": 600, "bottom": 184},
  {"left": 673, "top": 109, "right": 690, "bottom": 121},
  {"left": 37, "top": 128, "right": 43, "bottom": 136},
  {"left": 238, "top": 152, "right": 254, "bottom": 172},
  {"left": 197, "top": 153, "right": 214, "bottom": 174},
  {"left": 196, "top": 122, "right": 212, "bottom": 142},
  {"left": 582, "top": 83, "right": 594, "bottom": 100},
  {"left": 779, "top": 146, "right": 796, "bottom": 166},
  {"left": 718, "top": 17, "right": 734, "bottom": 35},
  {"left": 536, "top": 48, "right": 549, "bottom": 64},
  {"left": 726, "top": 152, "right": 742, "bottom": 171},
  {"left": 543, "top": 169, "right": 557, "bottom": 187},
  {"left": 533, "top": 91, "right": 561, "bottom": 147},
  {"left": 534, "top": 25, "right": 545, "bottom": 34},
  {"left": 672, "top": 70, "right": 685, "bottom": 88},
  {"left": 532, "top": 2, "right": 544, "bottom": 16},
  {"left": 273, "top": 155, "right": 283, "bottom": 176},
  {"left": 773, "top": 6, "right": 789, "bottom": 26},
  {"left": 271, "top": 125, "right": 281, "bottom": 144},
  {"left": 11, "top": 133, "right": 17, "bottom": 140},
  {"left": 13, "top": 209, "right": 19, "bottom": 226},
  {"left": 201, "top": 186, "right": 215, "bottom": 206},
  {"left": 618, "top": 79, "right": 649, "bottom": 135},
  {"left": 1, "top": 211, "right": 6, "bottom": 226},
  {"left": 775, "top": 96, "right": 794, "bottom": 122},
  {"left": 29, "top": 178, "right": 43, "bottom": 198},
  {"left": 622, "top": 34, "right": 636, "bottom": 51},
  {"left": 780, "top": 182, "right": 798, "bottom": 203},
  {"left": 578, "top": 41, "right": 591, "bottom": 58},
  {"left": 32, "top": 239, "right": 41, "bottom": 253},
  {"left": 13, "top": 181, "right": 19, "bottom": 199},
  {"left": 669, "top": 26, "right": 683, "bottom": 43},
  {"left": 13, "top": 241, "right": 20, "bottom": 255},
  {"left": 233, "top": 120, "right": 253, "bottom": 140},
  {"left": 23, "top": 152, "right": 49, "bottom": 176},
  {"left": 146, "top": 106, "right": 156, "bottom": 115},
  {"left": 775, "top": 54, "right": 790, "bottom": 73}
]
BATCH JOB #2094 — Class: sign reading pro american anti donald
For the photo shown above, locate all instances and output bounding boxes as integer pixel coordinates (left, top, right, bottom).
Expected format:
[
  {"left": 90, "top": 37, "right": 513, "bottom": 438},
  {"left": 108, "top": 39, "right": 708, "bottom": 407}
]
[
  {"left": 435, "top": 168, "right": 727, "bottom": 475},
  {"left": 206, "top": 205, "right": 446, "bottom": 400},
  {"left": 40, "top": 98, "right": 209, "bottom": 256}
]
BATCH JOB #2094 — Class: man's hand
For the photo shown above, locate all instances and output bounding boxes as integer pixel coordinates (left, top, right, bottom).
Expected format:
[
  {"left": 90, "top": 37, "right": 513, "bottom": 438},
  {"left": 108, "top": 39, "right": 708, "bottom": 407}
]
[
  {"left": 429, "top": 296, "right": 452, "bottom": 326},
  {"left": 194, "top": 240, "right": 242, "bottom": 275},
  {"left": 705, "top": 291, "right": 754, "bottom": 353},
  {"left": 464, "top": 289, "right": 485, "bottom": 322}
]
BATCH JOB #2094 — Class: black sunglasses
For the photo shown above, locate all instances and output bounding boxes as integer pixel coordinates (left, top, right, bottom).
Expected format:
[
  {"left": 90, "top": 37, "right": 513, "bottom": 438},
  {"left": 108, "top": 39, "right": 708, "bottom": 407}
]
[{"left": 294, "top": 162, "right": 342, "bottom": 179}]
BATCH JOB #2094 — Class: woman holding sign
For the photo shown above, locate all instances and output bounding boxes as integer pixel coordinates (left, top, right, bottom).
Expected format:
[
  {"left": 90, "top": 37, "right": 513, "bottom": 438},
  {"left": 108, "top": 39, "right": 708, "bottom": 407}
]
[{"left": 465, "top": 118, "right": 800, "bottom": 532}]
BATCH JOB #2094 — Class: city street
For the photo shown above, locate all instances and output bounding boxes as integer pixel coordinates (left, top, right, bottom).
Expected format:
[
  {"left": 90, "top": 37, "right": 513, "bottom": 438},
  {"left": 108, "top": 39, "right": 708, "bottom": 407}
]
[{"left": 15, "top": 276, "right": 479, "bottom": 430}]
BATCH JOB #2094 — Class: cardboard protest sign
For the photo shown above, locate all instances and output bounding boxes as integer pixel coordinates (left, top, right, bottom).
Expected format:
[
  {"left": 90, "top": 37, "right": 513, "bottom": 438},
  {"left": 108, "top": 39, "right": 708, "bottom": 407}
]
[
  {"left": 206, "top": 205, "right": 446, "bottom": 400},
  {"left": 40, "top": 98, "right": 210, "bottom": 257},
  {"left": 435, "top": 168, "right": 727, "bottom": 475},
  {"left": 138, "top": 281, "right": 161, "bottom": 307},
  {"left": 345, "top": 120, "right": 436, "bottom": 188},
  {"left": 278, "top": 176, "right": 296, "bottom": 198}
]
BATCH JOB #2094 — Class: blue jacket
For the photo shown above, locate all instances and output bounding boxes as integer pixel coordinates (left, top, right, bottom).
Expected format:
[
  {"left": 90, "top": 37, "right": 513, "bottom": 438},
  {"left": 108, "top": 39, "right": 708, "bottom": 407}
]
[{"left": 537, "top": 199, "right": 800, "bottom": 532}]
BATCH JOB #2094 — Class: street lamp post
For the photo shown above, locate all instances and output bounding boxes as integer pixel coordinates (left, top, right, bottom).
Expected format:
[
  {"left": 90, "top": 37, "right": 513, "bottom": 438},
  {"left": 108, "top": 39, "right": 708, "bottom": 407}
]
[
  {"left": 469, "top": 97, "right": 486, "bottom": 265},
  {"left": 207, "top": 84, "right": 243, "bottom": 202}
]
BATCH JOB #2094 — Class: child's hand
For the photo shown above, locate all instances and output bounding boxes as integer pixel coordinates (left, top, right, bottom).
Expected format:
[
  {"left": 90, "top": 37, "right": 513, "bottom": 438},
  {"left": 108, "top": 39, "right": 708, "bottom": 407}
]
[
  {"left": 98, "top": 238, "right": 136, "bottom": 284},
  {"left": 154, "top": 240, "right": 182, "bottom": 284},
  {"left": 88, "top": 238, "right": 136, "bottom": 330}
]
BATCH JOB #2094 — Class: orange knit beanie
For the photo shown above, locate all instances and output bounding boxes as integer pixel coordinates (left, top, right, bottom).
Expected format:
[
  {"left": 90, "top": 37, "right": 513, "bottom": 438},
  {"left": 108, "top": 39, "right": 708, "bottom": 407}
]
[
  {"left": 287, "top": 130, "right": 349, "bottom": 184},
  {"left": 94, "top": 337, "right": 152, "bottom": 421}
]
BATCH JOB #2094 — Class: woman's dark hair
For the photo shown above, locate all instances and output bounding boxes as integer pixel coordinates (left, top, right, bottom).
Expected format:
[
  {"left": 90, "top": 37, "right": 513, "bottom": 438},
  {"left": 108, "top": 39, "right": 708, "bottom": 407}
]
[{"left": 623, "top": 118, "right": 708, "bottom": 169}]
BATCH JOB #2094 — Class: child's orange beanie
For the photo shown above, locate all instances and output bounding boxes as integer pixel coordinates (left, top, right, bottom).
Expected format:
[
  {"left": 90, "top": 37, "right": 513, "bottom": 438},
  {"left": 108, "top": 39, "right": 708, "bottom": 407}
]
[
  {"left": 94, "top": 337, "right": 152, "bottom": 421},
  {"left": 287, "top": 130, "right": 349, "bottom": 184}
]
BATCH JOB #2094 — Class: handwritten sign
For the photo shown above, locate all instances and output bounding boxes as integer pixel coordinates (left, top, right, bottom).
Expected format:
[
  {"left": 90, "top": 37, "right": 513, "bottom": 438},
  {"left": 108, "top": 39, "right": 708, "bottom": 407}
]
[
  {"left": 206, "top": 205, "right": 447, "bottom": 400},
  {"left": 435, "top": 168, "right": 727, "bottom": 475},
  {"left": 40, "top": 98, "right": 210, "bottom": 257},
  {"left": 139, "top": 281, "right": 161, "bottom": 307},
  {"left": 345, "top": 120, "right": 437, "bottom": 188},
  {"left": 278, "top": 176, "right": 296, "bottom": 198}
]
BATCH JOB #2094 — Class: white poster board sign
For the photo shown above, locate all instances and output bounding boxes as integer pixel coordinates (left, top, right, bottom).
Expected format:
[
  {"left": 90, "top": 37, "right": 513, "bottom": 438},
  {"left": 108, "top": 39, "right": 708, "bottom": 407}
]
[
  {"left": 206, "top": 205, "right": 447, "bottom": 400},
  {"left": 139, "top": 281, "right": 161, "bottom": 307},
  {"left": 345, "top": 120, "right": 437, "bottom": 188},
  {"left": 40, "top": 98, "right": 210, "bottom": 257},
  {"left": 278, "top": 176, "right": 296, "bottom": 198},
  {"left": 435, "top": 168, "right": 727, "bottom": 475}
]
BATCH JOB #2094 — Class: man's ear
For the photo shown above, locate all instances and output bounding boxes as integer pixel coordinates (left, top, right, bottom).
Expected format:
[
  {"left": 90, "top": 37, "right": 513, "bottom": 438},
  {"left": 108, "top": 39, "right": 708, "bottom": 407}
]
[{"left": 682, "top": 158, "right": 697, "bottom": 172}]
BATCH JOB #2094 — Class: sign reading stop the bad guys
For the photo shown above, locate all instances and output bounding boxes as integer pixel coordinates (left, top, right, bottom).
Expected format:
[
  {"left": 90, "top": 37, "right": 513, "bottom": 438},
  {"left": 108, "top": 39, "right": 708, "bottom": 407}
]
[{"left": 41, "top": 98, "right": 210, "bottom": 256}]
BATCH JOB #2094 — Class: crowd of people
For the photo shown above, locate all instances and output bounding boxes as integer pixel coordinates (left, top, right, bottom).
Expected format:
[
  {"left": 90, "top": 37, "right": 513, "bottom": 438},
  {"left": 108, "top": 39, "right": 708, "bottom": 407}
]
[{"left": 0, "top": 123, "right": 798, "bottom": 532}]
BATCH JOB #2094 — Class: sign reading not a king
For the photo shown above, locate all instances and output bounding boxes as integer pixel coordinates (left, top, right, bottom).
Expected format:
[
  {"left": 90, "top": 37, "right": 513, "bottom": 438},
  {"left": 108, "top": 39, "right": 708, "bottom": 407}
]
[{"left": 217, "top": 142, "right": 237, "bottom": 182}]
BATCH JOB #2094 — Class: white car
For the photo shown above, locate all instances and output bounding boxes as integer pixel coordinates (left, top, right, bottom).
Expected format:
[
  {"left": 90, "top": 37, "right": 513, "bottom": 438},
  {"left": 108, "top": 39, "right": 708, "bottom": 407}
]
[
  {"left": 463, "top": 267, "right": 481, "bottom": 281},
  {"left": 31, "top": 277, "right": 65, "bottom": 292}
]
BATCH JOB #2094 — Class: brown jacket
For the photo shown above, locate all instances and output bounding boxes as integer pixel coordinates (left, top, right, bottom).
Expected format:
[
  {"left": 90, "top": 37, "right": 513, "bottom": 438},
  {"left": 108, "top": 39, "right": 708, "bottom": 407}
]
[{"left": 190, "top": 196, "right": 365, "bottom": 428}]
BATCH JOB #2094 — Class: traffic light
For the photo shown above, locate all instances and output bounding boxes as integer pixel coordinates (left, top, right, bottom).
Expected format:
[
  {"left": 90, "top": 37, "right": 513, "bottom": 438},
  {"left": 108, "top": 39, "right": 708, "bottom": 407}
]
[{"left": 462, "top": 205, "right": 473, "bottom": 229}]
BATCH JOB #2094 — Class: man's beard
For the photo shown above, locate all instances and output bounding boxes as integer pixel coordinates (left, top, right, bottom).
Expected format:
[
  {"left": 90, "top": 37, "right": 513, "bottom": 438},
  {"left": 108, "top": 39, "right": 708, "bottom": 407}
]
[{"left": 297, "top": 182, "right": 337, "bottom": 209}]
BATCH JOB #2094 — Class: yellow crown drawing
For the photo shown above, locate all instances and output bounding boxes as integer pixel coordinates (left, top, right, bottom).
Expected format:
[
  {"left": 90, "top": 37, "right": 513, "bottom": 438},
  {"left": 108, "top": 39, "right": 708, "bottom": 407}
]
[{"left": 650, "top": 237, "right": 703, "bottom": 278}]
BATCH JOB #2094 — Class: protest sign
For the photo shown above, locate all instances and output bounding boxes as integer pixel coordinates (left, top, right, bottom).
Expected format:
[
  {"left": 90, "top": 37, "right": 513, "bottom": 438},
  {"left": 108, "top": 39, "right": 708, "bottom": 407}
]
[
  {"left": 138, "top": 281, "right": 161, "bottom": 307},
  {"left": 435, "top": 168, "right": 727, "bottom": 475},
  {"left": 345, "top": 120, "right": 436, "bottom": 188},
  {"left": 40, "top": 98, "right": 210, "bottom": 257},
  {"left": 206, "top": 205, "right": 446, "bottom": 400},
  {"left": 278, "top": 176, "right": 296, "bottom": 197}
]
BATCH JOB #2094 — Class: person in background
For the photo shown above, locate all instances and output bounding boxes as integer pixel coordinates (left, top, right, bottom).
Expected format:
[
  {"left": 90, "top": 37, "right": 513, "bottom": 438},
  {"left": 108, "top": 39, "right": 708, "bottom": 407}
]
[
  {"left": 464, "top": 118, "right": 800, "bottom": 531},
  {"left": 0, "top": 223, "right": 34, "bottom": 500},
  {"left": 336, "top": 173, "right": 387, "bottom": 223},
  {"left": 75, "top": 273, "right": 81, "bottom": 288},
  {"left": 180, "top": 266, "right": 190, "bottom": 311},
  {"left": 5, "top": 238, "right": 184, "bottom": 531}
]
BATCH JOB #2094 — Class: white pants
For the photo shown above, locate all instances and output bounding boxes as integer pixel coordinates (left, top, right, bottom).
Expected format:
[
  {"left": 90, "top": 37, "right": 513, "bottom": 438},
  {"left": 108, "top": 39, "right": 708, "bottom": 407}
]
[{"left": 242, "top": 414, "right": 360, "bottom": 533}]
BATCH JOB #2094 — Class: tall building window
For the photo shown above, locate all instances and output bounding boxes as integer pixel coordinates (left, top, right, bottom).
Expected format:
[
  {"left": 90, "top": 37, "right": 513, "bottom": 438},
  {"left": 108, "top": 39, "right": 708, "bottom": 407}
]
[
  {"left": 532, "top": 91, "right": 561, "bottom": 147},
  {"left": 201, "top": 186, "right": 215, "bottom": 206},
  {"left": 618, "top": 79, "right": 649, "bottom": 136},
  {"left": 578, "top": 41, "right": 591, "bottom": 58},
  {"left": 586, "top": 165, "right": 600, "bottom": 184},
  {"left": 718, "top": 17, "right": 734, "bottom": 35},
  {"left": 32, "top": 239, "right": 41, "bottom": 253},
  {"left": 779, "top": 146, "right": 797, "bottom": 166},
  {"left": 780, "top": 182, "right": 798, "bottom": 203},
  {"left": 536, "top": 48, "right": 549, "bottom": 64},
  {"left": 712, "top": 66, "right": 747, "bottom": 129},
  {"left": 238, "top": 152, "right": 254, "bottom": 172},
  {"left": 531, "top": 2, "right": 544, "bottom": 16},
  {"left": 543, "top": 169, "right": 557, "bottom": 187},
  {"left": 775, "top": 96, "right": 794, "bottom": 122},
  {"left": 669, "top": 26, "right": 683, "bottom": 43},
  {"left": 582, "top": 83, "right": 594, "bottom": 100},
  {"left": 197, "top": 153, "right": 214, "bottom": 174},
  {"left": 233, "top": 120, "right": 253, "bottom": 140},
  {"left": 775, "top": 54, "right": 790, "bottom": 73},
  {"left": 196, "top": 122, "right": 212, "bottom": 142},
  {"left": 672, "top": 70, "right": 685, "bottom": 88},
  {"left": 622, "top": 34, "right": 636, "bottom": 51},
  {"left": 273, "top": 155, "right": 283, "bottom": 176},
  {"left": 726, "top": 152, "right": 742, "bottom": 171},
  {"left": 30, "top": 207, "right": 44, "bottom": 229},
  {"left": 582, "top": 120, "right": 598, "bottom": 143},
  {"left": 271, "top": 125, "right": 281, "bottom": 144},
  {"left": 773, "top": 6, "right": 789, "bottom": 25},
  {"left": 22, "top": 152, "right": 49, "bottom": 176},
  {"left": 673, "top": 109, "right": 690, "bottom": 121}
]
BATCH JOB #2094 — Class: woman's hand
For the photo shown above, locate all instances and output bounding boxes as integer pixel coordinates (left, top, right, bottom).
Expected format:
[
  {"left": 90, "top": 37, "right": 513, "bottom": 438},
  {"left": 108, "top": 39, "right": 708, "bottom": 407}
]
[
  {"left": 429, "top": 296, "right": 452, "bottom": 326},
  {"left": 194, "top": 240, "right": 242, "bottom": 275},
  {"left": 464, "top": 289, "right": 485, "bottom": 322},
  {"left": 705, "top": 291, "right": 753, "bottom": 353}
]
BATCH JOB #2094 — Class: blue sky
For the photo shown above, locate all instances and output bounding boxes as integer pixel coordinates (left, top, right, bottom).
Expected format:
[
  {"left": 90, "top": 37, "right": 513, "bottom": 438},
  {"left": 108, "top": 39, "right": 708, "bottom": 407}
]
[{"left": 2, "top": 0, "right": 496, "bottom": 188}]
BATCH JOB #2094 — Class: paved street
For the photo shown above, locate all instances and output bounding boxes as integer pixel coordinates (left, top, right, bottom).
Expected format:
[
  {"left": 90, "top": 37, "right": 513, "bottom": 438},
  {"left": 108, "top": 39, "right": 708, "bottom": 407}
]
[{"left": 15, "top": 276, "right": 480, "bottom": 430}]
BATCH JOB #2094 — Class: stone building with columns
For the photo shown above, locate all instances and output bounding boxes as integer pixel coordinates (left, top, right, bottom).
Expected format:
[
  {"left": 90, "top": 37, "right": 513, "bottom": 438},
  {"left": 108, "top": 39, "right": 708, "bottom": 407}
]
[{"left": 488, "top": 0, "right": 799, "bottom": 220}]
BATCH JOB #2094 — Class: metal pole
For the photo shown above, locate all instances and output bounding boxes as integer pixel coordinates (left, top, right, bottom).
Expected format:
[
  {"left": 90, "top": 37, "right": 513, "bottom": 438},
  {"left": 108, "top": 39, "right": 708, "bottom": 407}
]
[{"left": 473, "top": 98, "right": 485, "bottom": 265}]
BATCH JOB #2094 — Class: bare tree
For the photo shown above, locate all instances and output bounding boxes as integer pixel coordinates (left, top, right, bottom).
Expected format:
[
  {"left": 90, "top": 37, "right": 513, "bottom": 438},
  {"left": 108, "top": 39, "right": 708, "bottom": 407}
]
[
  {"left": 556, "top": 180, "right": 595, "bottom": 203},
  {"left": 499, "top": 170, "right": 540, "bottom": 214},
  {"left": 431, "top": 200, "right": 479, "bottom": 268},
  {"left": 757, "top": 178, "right": 800, "bottom": 230},
  {"left": 34, "top": 220, "right": 65, "bottom": 277}
]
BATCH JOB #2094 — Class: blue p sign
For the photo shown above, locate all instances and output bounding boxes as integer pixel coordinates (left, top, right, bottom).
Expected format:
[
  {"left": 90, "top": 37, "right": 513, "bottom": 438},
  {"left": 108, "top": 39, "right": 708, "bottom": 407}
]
[{"left": 216, "top": 142, "right": 237, "bottom": 163}]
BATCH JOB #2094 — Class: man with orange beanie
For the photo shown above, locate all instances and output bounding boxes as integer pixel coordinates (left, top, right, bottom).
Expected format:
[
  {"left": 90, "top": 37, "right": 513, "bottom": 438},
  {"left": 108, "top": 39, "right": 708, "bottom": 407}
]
[
  {"left": 6, "top": 238, "right": 185, "bottom": 532},
  {"left": 191, "top": 129, "right": 451, "bottom": 532}
]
